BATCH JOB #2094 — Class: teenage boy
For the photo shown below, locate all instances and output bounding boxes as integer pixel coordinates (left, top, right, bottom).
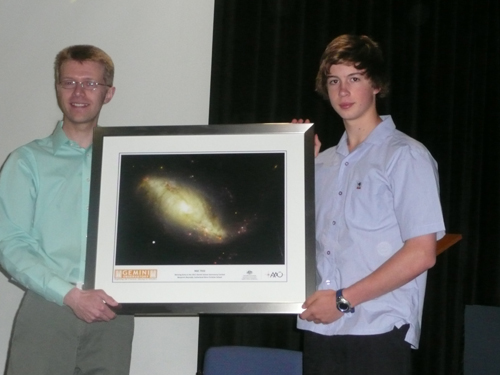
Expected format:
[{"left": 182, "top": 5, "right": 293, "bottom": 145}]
[
  {"left": 0, "top": 45, "right": 134, "bottom": 375},
  {"left": 297, "top": 34, "right": 445, "bottom": 374}
]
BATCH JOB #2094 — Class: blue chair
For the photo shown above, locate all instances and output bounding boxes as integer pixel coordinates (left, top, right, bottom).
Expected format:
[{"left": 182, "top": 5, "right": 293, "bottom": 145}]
[{"left": 202, "top": 346, "right": 302, "bottom": 375}]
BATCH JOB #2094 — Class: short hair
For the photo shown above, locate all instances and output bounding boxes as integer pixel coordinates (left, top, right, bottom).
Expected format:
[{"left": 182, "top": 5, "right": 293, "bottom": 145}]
[
  {"left": 315, "top": 34, "right": 389, "bottom": 99},
  {"left": 54, "top": 45, "right": 114, "bottom": 86}
]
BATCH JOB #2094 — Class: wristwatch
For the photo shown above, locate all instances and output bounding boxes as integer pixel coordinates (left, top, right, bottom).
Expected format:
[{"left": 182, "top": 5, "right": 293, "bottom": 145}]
[{"left": 336, "top": 289, "right": 355, "bottom": 313}]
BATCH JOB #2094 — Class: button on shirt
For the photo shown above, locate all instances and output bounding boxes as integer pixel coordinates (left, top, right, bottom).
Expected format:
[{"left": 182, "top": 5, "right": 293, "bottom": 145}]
[
  {"left": 0, "top": 121, "right": 92, "bottom": 305},
  {"left": 297, "top": 115, "right": 445, "bottom": 348}
]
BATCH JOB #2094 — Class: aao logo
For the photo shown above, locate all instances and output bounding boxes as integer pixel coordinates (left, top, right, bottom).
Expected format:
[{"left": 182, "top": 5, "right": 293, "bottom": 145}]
[{"left": 268, "top": 271, "right": 284, "bottom": 278}]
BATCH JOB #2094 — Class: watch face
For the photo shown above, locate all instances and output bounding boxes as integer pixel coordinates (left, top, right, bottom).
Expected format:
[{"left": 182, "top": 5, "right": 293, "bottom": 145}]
[
  {"left": 336, "top": 289, "right": 354, "bottom": 313},
  {"left": 337, "top": 302, "right": 350, "bottom": 312}
]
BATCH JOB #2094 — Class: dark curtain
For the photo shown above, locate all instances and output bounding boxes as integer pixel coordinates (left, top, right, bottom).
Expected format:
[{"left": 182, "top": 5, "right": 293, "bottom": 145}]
[{"left": 198, "top": 1, "right": 500, "bottom": 374}]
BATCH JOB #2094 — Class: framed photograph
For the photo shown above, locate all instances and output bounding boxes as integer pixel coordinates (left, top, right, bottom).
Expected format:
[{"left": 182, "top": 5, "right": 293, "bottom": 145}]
[{"left": 85, "top": 123, "right": 316, "bottom": 315}]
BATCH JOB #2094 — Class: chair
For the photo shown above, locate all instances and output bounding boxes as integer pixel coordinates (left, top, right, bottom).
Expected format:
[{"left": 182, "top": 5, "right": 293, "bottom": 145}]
[
  {"left": 464, "top": 305, "right": 500, "bottom": 375},
  {"left": 202, "top": 345, "right": 302, "bottom": 375}
]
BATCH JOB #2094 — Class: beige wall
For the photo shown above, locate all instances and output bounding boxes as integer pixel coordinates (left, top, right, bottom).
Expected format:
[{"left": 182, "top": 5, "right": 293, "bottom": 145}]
[{"left": 0, "top": 1, "right": 214, "bottom": 373}]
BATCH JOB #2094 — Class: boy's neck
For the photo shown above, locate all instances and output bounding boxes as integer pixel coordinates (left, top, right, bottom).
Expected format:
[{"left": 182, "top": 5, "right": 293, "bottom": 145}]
[{"left": 344, "top": 114, "right": 382, "bottom": 152}]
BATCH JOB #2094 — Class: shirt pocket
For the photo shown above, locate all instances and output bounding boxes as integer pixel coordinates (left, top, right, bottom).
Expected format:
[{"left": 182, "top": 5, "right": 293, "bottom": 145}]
[{"left": 344, "top": 170, "right": 396, "bottom": 232}]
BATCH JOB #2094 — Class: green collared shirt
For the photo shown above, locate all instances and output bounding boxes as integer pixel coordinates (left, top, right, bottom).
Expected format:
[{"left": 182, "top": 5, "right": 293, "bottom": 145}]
[{"left": 0, "top": 121, "right": 92, "bottom": 305}]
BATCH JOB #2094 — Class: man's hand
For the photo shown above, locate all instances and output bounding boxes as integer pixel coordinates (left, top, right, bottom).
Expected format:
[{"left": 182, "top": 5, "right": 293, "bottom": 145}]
[
  {"left": 291, "top": 119, "right": 321, "bottom": 157},
  {"left": 63, "top": 287, "right": 119, "bottom": 323},
  {"left": 299, "top": 289, "right": 343, "bottom": 324}
]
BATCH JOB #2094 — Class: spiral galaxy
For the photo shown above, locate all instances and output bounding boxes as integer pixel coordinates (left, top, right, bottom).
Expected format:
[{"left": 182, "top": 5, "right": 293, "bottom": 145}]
[{"left": 138, "top": 176, "right": 227, "bottom": 244}]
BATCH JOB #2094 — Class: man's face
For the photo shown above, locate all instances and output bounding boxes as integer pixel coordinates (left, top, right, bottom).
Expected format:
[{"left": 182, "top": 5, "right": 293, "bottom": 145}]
[
  {"left": 326, "top": 63, "right": 380, "bottom": 124},
  {"left": 56, "top": 59, "right": 114, "bottom": 128}
]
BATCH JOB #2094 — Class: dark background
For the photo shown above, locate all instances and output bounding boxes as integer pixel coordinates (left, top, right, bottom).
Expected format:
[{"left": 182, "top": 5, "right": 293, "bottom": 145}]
[{"left": 198, "top": 1, "right": 500, "bottom": 374}]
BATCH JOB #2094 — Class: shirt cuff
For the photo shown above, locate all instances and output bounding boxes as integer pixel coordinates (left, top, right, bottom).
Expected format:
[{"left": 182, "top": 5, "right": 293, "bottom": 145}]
[{"left": 45, "top": 277, "right": 74, "bottom": 306}]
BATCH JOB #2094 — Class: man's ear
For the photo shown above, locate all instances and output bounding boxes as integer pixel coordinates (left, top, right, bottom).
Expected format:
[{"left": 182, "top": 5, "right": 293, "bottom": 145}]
[{"left": 103, "top": 86, "right": 116, "bottom": 104}]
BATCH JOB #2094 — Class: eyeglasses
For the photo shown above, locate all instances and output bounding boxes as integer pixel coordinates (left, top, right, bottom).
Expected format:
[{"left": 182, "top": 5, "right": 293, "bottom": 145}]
[{"left": 58, "top": 80, "right": 111, "bottom": 91}]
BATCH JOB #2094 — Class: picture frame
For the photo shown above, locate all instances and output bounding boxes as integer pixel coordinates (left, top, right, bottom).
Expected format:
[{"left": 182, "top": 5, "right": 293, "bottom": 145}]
[{"left": 85, "top": 123, "right": 316, "bottom": 315}]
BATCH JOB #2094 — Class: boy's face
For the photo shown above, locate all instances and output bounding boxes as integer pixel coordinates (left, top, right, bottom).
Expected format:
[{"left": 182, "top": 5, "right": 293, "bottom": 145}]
[{"left": 326, "top": 63, "right": 380, "bottom": 124}]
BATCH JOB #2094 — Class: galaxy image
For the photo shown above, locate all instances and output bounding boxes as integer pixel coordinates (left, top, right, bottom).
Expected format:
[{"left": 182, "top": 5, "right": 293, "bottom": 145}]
[{"left": 114, "top": 152, "right": 285, "bottom": 266}]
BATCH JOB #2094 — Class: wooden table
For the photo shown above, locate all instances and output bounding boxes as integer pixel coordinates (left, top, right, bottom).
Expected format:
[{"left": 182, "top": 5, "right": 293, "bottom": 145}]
[{"left": 436, "top": 233, "right": 462, "bottom": 256}]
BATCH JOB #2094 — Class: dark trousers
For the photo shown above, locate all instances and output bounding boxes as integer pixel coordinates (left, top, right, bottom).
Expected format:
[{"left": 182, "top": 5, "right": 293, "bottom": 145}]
[{"left": 303, "top": 325, "right": 412, "bottom": 375}]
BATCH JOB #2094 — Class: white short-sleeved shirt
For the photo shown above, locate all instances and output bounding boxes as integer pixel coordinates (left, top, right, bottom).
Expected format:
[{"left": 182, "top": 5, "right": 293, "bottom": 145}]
[{"left": 297, "top": 115, "right": 446, "bottom": 348}]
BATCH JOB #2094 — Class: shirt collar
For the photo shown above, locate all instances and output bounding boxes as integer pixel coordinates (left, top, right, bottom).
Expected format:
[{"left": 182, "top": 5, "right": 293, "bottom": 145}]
[
  {"left": 51, "top": 121, "right": 70, "bottom": 154},
  {"left": 337, "top": 115, "right": 396, "bottom": 156},
  {"left": 51, "top": 121, "right": 94, "bottom": 154}
]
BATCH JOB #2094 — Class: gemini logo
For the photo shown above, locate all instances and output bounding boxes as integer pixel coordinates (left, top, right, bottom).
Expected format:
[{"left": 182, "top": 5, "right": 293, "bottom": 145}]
[
  {"left": 115, "top": 269, "right": 158, "bottom": 280},
  {"left": 267, "top": 271, "right": 284, "bottom": 278}
]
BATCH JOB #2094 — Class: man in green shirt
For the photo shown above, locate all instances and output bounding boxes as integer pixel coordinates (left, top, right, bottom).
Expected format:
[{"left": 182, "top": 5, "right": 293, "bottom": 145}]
[{"left": 0, "top": 45, "right": 134, "bottom": 375}]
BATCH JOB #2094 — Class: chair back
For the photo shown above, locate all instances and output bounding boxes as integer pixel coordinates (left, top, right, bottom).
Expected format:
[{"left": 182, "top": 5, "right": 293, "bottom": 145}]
[{"left": 202, "top": 345, "right": 302, "bottom": 375}]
